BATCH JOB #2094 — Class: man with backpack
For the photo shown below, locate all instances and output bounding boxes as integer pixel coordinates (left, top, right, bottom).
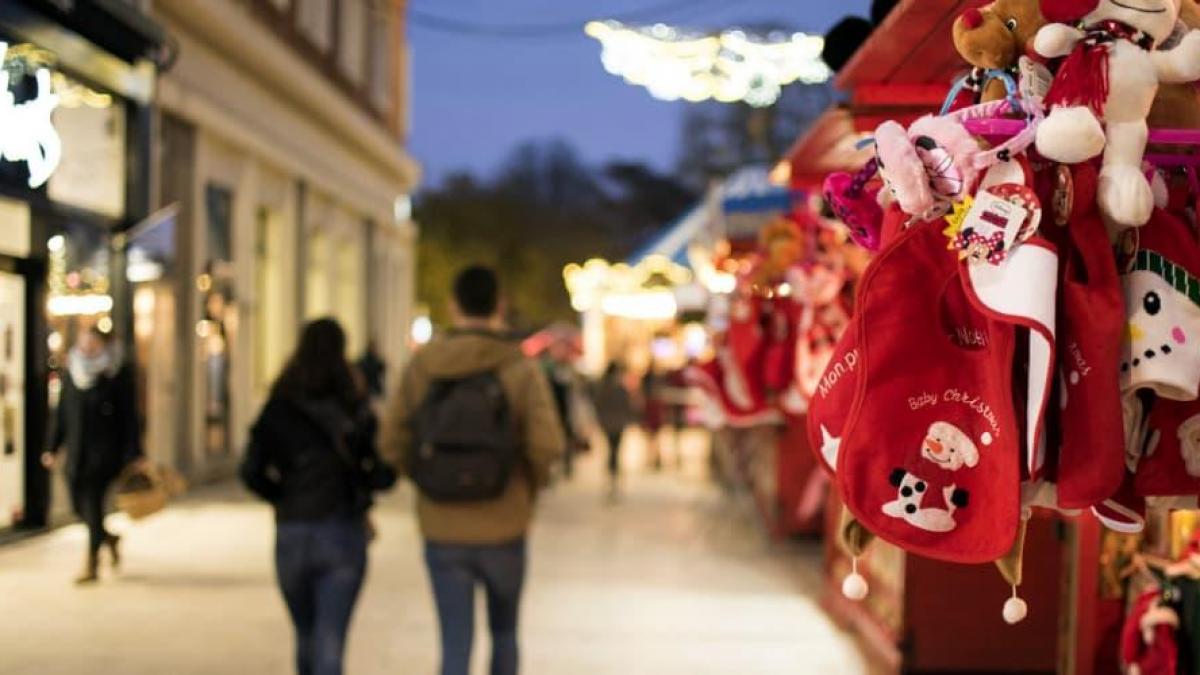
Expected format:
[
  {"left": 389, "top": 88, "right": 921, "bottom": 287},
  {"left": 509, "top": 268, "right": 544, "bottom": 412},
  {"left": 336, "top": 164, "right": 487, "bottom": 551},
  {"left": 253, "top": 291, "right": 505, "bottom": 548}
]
[{"left": 381, "top": 265, "right": 564, "bottom": 675}]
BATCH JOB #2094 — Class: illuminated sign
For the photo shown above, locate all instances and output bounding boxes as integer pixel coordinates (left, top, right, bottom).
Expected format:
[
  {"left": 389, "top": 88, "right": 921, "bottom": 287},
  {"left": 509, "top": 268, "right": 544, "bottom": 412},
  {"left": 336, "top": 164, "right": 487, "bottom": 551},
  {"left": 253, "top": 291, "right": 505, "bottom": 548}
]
[{"left": 0, "top": 42, "right": 62, "bottom": 188}]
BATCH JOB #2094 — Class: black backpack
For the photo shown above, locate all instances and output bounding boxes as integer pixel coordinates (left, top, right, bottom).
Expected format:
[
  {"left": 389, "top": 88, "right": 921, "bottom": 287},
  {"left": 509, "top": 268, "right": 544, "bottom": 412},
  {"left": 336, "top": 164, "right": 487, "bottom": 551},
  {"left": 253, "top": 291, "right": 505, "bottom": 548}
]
[{"left": 411, "top": 371, "right": 519, "bottom": 502}]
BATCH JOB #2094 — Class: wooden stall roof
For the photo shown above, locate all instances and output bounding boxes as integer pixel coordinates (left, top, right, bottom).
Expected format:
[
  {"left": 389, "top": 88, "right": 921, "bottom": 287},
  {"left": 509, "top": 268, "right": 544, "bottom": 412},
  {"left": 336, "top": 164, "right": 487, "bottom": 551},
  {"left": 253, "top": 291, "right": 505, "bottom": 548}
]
[
  {"left": 787, "top": 0, "right": 977, "bottom": 186},
  {"left": 784, "top": 107, "right": 873, "bottom": 188},
  {"left": 837, "top": 0, "right": 977, "bottom": 93}
]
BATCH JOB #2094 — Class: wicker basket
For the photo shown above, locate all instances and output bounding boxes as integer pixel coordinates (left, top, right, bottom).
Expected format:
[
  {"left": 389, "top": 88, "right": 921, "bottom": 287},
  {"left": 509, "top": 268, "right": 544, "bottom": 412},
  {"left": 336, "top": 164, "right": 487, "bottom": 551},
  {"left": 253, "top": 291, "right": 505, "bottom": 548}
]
[{"left": 115, "top": 465, "right": 176, "bottom": 520}]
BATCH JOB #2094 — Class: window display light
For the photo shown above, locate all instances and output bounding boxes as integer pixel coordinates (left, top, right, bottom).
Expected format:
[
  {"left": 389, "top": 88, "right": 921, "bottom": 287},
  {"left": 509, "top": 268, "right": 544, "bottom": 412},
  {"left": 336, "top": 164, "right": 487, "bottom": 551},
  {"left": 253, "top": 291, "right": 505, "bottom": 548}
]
[{"left": 583, "top": 20, "right": 830, "bottom": 107}]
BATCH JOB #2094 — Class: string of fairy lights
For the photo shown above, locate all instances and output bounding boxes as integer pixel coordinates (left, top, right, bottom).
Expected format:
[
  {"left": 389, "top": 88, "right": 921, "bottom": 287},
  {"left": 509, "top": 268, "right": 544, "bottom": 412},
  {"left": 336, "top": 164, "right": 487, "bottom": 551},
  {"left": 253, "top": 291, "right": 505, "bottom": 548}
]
[
  {"left": 408, "top": 4, "right": 832, "bottom": 108},
  {"left": 584, "top": 20, "right": 829, "bottom": 107}
]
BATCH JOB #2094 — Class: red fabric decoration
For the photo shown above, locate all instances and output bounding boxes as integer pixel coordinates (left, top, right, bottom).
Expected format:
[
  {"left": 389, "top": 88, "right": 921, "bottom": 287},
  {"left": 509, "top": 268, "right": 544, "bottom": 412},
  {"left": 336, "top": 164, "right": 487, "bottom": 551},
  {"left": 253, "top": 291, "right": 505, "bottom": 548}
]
[
  {"left": 761, "top": 296, "right": 798, "bottom": 394},
  {"left": 1052, "top": 164, "right": 1127, "bottom": 509},
  {"left": 805, "top": 319, "right": 860, "bottom": 475},
  {"left": 837, "top": 220, "right": 1021, "bottom": 563},
  {"left": 1120, "top": 590, "right": 1179, "bottom": 675},
  {"left": 1040, "top": 0, "right": 1100, "bottom": 24},
  {"left": 1044, "top": 23, "right": 1116, "bottom": 115},
  {"left": 1134, "top": 394, "right": 1200, "bottom": 497}
]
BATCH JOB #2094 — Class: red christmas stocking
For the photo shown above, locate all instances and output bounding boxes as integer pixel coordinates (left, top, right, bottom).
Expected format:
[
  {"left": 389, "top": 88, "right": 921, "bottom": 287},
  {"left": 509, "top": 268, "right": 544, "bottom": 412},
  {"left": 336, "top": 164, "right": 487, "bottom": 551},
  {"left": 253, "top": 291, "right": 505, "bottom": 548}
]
[
  {"left": 1052, "top": 168, "right": 1126, "bottom": 509},
  {"left": 1133, "top": 393, "right": 1200, "bottom": 499},
  {"left": 838, "top": 220, "right": 1021, "bottom": 563}
]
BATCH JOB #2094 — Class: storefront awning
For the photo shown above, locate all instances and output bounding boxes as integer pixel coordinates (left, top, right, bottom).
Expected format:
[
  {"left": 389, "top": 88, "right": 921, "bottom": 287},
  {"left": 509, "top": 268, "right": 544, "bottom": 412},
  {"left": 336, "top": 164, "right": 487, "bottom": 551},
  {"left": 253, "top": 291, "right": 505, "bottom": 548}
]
[{"left": 8, "top": 0, "right": 166, "bottom": 65}]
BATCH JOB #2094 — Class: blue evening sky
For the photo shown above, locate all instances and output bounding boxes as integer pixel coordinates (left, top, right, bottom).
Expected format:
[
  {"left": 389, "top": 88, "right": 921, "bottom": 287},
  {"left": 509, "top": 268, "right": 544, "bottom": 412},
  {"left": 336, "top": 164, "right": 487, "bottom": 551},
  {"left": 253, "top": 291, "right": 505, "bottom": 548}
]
[{"left": 408, "top": 0, "right": 871, "bottom": 187}]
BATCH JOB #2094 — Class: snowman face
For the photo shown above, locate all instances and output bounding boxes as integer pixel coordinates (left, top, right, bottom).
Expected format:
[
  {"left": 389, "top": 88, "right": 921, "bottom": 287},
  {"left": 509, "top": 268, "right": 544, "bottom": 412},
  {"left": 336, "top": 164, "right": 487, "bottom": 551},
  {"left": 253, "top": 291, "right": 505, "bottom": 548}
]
[
  {"left": 1122, "top": 271, "right": 1200, "bottom": 399},
  {"left": 920, "top": 421, "right": 980, "bottom": 471},
  {"left": 1087, "top": 0, "right": 1181, "bottom": 43}
]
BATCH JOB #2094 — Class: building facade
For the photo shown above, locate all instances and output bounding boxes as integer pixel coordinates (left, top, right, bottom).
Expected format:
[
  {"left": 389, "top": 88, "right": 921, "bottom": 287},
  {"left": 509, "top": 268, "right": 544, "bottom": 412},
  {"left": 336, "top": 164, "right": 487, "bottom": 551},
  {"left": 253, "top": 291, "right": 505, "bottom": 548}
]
[
  {"left": 0, "top": 0, "right": 164, "bottom": 528},
  {"left": 143, "top": 0, "right": 419, "bottom": 483}
]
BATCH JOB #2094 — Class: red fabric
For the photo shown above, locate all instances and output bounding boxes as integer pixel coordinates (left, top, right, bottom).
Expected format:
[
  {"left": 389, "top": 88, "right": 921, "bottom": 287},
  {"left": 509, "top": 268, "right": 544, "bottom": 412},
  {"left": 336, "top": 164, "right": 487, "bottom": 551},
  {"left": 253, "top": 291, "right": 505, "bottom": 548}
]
[
  {"left": 837, "top": 220, "right": 1021, "bottom": 563},
  {"left": 1044, "top": 24, "right": 1114, "bottom": 115},
  {"left": 727, "top": 293, "right": 765, "bottom": 393},
  {"left": 1134, "top": 394, "right": 1200, "bottom": 497},
  {"left": 805, "top": 319, "right": 860, "bottom": 475},
  {"left": 1040, "top": 0, "right": 1100, "bottom": 24},
  {"left": 1052, "top": 164, "right": 1127, "bottom": 508},
  {"left": 1120, "top": 590, "right": 1179, "bottom": 675},
  {"left": 762, "top": 296, "right": 798, "bottom": 394}
]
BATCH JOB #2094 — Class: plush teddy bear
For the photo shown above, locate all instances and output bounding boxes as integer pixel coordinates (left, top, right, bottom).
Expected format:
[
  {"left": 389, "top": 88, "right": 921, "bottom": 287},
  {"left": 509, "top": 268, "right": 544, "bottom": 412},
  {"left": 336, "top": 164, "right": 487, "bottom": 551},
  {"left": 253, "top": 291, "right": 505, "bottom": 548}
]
[
  {"left": 1035, "top": 0, "right": 1200, "bottom": 229},
  {"left": 952, "top": 0, "right": 1047, "bottom": 103}
]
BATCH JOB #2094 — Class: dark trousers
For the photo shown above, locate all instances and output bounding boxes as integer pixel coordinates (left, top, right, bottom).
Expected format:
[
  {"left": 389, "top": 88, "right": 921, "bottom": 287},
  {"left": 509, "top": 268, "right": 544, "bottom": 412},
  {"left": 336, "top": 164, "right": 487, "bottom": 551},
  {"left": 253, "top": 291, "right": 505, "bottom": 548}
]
[
  {"left": 69, "top": 478, "right": 112, "bottom": 556},
  {"left": 606, "top": 432, "right": 622, "bottom": 479},
  {"left": 425, "top": 538, "right": 527, "bottom": 675},
  {"left": 275, "top": 517, "right": 368, "bottom": 675}
]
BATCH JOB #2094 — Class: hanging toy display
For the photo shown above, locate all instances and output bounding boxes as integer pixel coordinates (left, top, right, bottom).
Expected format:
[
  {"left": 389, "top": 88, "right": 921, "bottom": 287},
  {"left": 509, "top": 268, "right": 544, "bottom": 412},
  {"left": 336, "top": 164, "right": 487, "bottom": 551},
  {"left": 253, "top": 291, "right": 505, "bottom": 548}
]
[
  {"left": 1034, "top": 0, "right": 1200, "bottom": 228},
  {"left": 950, "top": 0, "right": 1048, "bottom": 107}
]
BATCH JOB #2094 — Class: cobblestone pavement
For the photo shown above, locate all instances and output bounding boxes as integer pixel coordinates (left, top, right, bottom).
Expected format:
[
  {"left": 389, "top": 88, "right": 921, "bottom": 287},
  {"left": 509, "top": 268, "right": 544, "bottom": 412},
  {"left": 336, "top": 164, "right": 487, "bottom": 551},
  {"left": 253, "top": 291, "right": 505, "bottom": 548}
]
[{"left": 0, "top": 431, "right": 866, "bottom": 674}]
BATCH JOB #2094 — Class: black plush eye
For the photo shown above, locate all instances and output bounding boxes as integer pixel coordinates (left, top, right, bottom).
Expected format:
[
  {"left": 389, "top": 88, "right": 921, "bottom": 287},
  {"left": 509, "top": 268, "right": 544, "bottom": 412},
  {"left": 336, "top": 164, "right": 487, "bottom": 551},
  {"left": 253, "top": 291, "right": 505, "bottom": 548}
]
[
  {"left": 1004, "top": 18, "right": 1018, "bottom": 31},
  {"left": 1144, "top": 291, "right": 1162, "bottom": 316}
]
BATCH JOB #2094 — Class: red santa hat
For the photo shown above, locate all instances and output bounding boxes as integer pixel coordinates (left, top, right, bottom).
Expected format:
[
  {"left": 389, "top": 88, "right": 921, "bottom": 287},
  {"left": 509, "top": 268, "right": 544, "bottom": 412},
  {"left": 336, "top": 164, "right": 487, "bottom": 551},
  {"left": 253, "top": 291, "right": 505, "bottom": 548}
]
[{"left": 1040, "top": 0, "right": 1100, "bottom": 24}]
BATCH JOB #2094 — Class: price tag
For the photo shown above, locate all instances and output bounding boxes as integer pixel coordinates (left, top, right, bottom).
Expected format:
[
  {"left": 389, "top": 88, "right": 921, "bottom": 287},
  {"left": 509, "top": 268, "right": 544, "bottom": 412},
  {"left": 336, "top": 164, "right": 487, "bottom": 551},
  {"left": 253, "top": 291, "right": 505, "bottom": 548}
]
[
  {"left": 1019, "top": 56, "right": 1052, "bottom": 101},
  {"left": 956, "top": 191, "right": 1029, "bottom": 265}
]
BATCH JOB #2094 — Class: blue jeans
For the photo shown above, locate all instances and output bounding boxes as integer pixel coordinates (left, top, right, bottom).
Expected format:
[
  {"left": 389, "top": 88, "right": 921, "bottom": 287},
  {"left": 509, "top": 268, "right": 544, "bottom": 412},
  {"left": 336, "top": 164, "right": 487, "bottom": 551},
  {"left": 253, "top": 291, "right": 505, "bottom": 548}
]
[
  {"left": 275, "top": 518, "right": 368, "bottom": 675},
  {"left": 425, "top": 538, "right": 527, "bottom": 675}
]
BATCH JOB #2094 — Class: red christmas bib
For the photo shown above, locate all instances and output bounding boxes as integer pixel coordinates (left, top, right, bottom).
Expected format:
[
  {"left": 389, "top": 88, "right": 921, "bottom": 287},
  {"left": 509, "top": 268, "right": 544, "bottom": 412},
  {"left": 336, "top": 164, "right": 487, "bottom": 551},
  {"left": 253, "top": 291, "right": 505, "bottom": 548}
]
[{"left": 838, "top": 220, "right": 1021, "bottom": 563}]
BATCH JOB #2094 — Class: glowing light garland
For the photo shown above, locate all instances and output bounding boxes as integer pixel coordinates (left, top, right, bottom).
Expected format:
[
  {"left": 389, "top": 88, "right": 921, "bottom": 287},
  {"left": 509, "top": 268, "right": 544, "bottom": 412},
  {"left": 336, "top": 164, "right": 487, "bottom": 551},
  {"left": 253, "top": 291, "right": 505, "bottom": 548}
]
[{"left": 584, "top": 20, "right": 830, "bottom": 107}]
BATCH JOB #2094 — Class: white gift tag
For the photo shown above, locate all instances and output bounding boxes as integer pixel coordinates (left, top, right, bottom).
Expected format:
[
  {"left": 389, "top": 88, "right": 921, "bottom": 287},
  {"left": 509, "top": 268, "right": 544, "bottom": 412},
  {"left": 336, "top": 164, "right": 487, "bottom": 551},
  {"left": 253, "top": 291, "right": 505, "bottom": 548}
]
[{"left": 1018, "top": 56, "right": 1052, "bottom": 101}]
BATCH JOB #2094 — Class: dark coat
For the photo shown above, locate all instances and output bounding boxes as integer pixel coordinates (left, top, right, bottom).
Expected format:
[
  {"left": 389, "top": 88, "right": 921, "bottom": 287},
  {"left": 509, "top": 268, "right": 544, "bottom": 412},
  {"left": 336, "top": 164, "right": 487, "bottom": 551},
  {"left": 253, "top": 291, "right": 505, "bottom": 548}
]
[
  {"left": 240, "top": 395, "right": 395, "bottom": 522},
  {"left": 48, "top": 363, "right": 142, "bottom": 485}
]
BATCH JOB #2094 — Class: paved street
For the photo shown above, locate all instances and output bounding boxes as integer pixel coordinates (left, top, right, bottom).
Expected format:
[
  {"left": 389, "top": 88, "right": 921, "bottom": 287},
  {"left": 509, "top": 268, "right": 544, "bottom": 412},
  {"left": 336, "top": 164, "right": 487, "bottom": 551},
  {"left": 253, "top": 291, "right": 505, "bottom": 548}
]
[{"left": 0, "top": 433, "right": 865, "bottom": 675}]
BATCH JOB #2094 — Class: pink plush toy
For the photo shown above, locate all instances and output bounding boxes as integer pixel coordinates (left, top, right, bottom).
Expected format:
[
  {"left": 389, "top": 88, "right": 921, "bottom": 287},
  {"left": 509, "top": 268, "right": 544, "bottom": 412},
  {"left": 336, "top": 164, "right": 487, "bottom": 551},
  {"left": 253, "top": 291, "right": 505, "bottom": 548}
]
[
  {"left": 823, "top": 158, "right": 884, "bottom": 251},
  {"left": 872, "top": 98, "right": 1042, "bottom": 222},
  {"left": 1035, "top": 0, "right": 1200, "bottom": 228}
]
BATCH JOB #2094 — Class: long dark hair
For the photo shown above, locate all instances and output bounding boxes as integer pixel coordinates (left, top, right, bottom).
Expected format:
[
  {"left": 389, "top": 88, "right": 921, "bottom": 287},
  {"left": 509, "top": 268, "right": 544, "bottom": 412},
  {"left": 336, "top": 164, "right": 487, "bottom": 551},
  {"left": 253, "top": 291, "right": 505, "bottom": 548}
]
[{"left": 270, "top": 318, "right": 359, "bottom": 410}]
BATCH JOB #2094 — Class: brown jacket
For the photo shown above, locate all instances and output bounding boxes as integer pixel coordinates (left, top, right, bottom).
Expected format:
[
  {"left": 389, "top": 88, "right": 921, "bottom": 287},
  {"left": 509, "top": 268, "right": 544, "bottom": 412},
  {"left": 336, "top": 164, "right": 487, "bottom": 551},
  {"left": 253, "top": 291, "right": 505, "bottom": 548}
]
[{"left": 381, "top": 330, "right": 564, "bottom": 544}]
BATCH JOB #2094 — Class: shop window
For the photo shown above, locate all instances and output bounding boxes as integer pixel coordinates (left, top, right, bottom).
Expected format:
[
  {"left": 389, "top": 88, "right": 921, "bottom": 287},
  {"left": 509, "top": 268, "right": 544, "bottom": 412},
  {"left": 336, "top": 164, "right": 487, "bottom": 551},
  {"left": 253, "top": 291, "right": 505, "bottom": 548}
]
[
  {"left": 296, "top": 0, "right": 334, "bottom": 54},
  {"left": 201, "top": 184, "right": 235, "bottom": 457},
  {"left": 0, "top": 272, "right": 24, "bottom": 528},
  {"left": 254, "top": 208, "right": 287, "bottom": 397},
  {"left": 304, "top": 228, "right": 331, "bottom": 319},
  {"left": 337, "top": 0, "right": 368, "bottom": 85},
  {"left": 47, "top": 72, "right": 127, "bottom": 219},
  {"left": 335, "top": 233, "right": 365, "bottom": 355},
  {"left": 367, "top": 1, "right": 393, "bottom": 110},
  {"left": 0, "top": 196, "right": 30, "bottom": 259}
]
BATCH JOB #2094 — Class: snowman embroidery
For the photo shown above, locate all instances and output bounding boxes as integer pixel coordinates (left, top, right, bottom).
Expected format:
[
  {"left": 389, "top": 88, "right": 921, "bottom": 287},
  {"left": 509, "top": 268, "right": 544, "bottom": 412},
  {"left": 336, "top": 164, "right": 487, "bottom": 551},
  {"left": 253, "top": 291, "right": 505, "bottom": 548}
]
[
  {"left": 882, "top": 421, "right": 979, "bottom": 533},
  {"left": 1121, "top": 249, "right": 1200, "bottom": 400}
]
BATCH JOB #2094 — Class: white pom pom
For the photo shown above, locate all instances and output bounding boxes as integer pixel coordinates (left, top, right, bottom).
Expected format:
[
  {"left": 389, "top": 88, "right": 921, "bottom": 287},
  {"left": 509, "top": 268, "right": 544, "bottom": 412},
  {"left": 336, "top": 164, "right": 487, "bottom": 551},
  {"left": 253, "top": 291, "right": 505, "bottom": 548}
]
[
  {"left": 842, "top": 572, "right": 869, "bottom": 601},
  {"left": 1003, "top": 596, "right": 1028, "bottom": 624}
]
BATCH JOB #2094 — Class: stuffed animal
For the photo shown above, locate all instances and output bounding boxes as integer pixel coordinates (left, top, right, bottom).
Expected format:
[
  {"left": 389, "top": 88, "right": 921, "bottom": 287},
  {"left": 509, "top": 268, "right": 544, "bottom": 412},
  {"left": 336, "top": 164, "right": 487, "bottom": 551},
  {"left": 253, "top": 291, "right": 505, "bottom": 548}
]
[
  {"left": 952, "top": 0, "right": 1047, "bottom": 103},
  {"left": 1035, "top": 0, "right": 1200, "bottom": 228},
  {"left": 1148, "top": 0, "right": 1200, "bottom": 133}
]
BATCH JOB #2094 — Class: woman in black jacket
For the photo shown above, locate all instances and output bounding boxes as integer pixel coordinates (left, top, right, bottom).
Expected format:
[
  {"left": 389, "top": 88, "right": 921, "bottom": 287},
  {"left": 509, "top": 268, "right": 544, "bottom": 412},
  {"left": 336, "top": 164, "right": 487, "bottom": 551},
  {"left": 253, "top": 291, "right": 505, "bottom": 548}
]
[
  {"left": 43, "top": 326, "right": 143, "bottom": 584},
  {"left": 240, "top": 318, "right": 395, "bottom": 675}
]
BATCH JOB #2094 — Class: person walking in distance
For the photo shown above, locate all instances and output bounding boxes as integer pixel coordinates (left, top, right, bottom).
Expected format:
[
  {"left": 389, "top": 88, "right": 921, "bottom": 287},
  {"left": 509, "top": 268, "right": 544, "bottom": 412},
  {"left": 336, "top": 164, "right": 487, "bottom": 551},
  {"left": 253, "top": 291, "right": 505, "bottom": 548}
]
[
  {"left": 43, "top": 325, "right": 143, "bottom": 584},
  {"left": 382, "top": 265, "right": 564, "bottom": 675},
  {"left": 592, "top": 362, "right": 634, "bottom": 498},
  {"left": 240, "top": 318, "right": 396, "bottom": 675}
]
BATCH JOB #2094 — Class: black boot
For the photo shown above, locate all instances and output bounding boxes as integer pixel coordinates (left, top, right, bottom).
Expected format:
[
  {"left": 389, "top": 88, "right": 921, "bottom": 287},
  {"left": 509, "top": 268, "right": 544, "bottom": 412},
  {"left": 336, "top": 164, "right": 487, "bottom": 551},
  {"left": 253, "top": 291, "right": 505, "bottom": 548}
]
[
  {"left": 105, "top": 534, "right": 121, "bottom": 569},
  {"left": 75, "top": 552, "right": 99, "bottom": 585}
]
